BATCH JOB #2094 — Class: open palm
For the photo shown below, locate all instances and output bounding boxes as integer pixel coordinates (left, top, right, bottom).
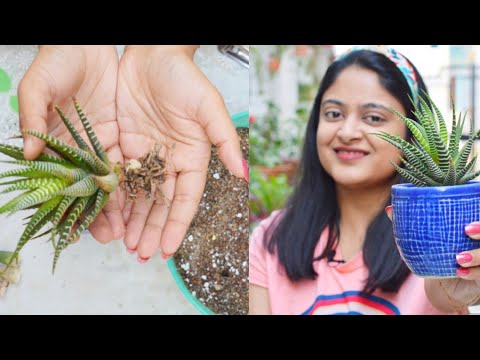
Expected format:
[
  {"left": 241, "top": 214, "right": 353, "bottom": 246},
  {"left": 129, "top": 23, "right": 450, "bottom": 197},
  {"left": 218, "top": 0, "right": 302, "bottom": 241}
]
[
  {"left": 18, "top": 45, "right": 125, "bottom": 243},
  {"left": 116, "top": 45, "right": 243, "bottom": 262}
]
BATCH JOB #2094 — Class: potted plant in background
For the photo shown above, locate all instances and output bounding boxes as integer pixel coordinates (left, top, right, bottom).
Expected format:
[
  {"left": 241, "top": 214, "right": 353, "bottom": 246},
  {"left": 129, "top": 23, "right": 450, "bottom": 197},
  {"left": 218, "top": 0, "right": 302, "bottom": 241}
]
[
  {"left": 249, "top": 167, "right": 293, "bottom": 230},
  {"left": 374, "top": 92, "right": 480, "bottom": 278},
  {"left": 249, "top": 102, "right": 304, "bottom": 184}
]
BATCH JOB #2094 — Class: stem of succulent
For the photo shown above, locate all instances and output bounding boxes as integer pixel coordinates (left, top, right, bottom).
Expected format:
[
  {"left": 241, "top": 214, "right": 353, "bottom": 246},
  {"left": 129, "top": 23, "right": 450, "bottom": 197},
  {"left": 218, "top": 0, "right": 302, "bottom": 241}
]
[
  {"left": 94, "top": 171, "right": 119, "bottom": 193},
  {"left": 0, "top": 251, "right": 20, "bottom": 284},
  {"left": 0, "top": 251, "right": 15, "bottom": 266}
]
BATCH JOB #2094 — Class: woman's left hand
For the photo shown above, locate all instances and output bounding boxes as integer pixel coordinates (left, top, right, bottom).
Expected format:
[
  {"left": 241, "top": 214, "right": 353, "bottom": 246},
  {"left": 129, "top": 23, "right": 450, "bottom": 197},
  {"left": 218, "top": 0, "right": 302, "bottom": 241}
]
[{"left": 386, "top": 206, "right": 480, "bottom": 312}]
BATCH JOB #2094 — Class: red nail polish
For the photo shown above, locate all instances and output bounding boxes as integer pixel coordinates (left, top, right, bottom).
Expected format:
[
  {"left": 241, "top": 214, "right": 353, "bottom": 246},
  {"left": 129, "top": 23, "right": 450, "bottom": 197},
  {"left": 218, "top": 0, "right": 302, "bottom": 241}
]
[
  {"left": 137, "top": 256, "right": 150, "bottom": 264},
  {"left": 456, "top": 253, "right": 473, "bottom": 264},
  {"left": 457, "top": 268, "right": 470, "bottom": 276},
  {"left": 465, "top": 223, "right": 480, "bottom": 235},
  {"left": 385, "top": 205, "right": 392, "bottom": 213},
  {"left": 161, "top": 251, "right": 173, "bottom": 260},
  {"left": 242, "top": 159, "right": 249, "bottom": 183}
]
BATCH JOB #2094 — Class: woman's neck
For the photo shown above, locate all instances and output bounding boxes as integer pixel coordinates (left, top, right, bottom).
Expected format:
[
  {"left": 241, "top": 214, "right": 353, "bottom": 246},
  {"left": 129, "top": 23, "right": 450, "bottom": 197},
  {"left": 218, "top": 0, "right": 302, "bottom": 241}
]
[{"left": 335, "top": 180, "right": 394, "bottom": 261}]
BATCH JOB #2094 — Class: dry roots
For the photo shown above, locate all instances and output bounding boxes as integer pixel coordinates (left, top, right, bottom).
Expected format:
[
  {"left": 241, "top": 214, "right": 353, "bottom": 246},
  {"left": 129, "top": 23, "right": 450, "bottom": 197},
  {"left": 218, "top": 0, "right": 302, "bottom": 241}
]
[{"left": 121, "top": 144, "right": 167, "bottom": 201}]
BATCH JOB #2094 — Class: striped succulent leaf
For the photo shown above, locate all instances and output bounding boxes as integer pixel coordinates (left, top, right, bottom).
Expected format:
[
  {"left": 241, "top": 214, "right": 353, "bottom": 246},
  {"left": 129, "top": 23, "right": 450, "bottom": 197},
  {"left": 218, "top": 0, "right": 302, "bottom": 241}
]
[
  {"left": 0, "top": 99, "right": 120, "bottom": 276},
  {"left": 372, "top": 92, "right": 480, "bottom": 187}
]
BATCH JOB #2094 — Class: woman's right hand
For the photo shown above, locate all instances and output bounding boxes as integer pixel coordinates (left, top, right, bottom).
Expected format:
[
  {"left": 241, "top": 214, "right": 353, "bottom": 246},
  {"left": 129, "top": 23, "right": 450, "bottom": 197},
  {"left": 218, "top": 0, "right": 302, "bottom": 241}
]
[{"left": 17, "top": 45, "right": 125, "bottom": 243}]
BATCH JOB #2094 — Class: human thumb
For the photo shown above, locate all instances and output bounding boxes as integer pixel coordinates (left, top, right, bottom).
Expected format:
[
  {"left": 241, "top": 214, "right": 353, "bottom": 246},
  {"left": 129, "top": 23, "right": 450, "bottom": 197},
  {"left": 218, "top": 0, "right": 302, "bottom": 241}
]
[
  {"left": 197, "top": 92, "right": 246, "bottom": 181},
  {"left": 17, "top": 71, "right": 50, "bottom": 160}
]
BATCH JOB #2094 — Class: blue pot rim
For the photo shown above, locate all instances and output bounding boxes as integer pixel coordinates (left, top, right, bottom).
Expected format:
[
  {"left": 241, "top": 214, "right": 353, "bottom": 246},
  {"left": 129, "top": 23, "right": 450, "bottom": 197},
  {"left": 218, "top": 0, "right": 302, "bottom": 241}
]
[{"left": 392, "top": 181, "right": 480, "bottom": 198}]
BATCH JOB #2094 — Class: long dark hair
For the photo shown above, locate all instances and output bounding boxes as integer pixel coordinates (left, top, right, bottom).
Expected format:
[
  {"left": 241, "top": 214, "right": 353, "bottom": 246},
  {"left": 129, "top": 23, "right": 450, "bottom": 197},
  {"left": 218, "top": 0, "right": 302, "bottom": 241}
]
[{"left": 263, "top": 49, "right": 429, "bottom": 294}]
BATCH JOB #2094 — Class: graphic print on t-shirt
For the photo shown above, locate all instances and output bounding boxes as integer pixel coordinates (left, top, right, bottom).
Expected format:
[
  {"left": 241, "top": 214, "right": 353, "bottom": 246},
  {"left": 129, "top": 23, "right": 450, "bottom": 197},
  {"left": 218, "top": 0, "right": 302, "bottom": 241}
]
[{"left": 302, "top": 291, "right": 401, "bottom": 315}]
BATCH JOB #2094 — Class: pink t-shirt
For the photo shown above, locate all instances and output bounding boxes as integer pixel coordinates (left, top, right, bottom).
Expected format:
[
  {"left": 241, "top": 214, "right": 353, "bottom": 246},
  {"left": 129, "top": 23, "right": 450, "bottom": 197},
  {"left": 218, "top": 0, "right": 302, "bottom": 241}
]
[{"left": 249, "top": 210, "right": 449, "bottom": 315}]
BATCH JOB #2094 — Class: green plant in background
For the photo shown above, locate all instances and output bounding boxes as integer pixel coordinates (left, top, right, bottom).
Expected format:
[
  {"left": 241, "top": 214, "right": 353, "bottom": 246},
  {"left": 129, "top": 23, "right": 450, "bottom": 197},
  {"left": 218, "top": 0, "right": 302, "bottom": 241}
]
[
  {"left": 249, "top": 102, "right": 281, "bottom": 167},
  {"left": 249, "top": 102, "right": 307, "bottom": 167},
  {"left": 250, "top": 45, "right": 333, "bottom": 168},
  {"left": 373, "top": 92, "right": 480, "bottom": 186},
  {"left": 249, "top": 45, "right": 334, "bottom": 227},
  {"left": 249, "top": 167, "right": 293, "bottom": 227},
  {"left": 0, "top": 98, "right": 121, "bottom": 275}
]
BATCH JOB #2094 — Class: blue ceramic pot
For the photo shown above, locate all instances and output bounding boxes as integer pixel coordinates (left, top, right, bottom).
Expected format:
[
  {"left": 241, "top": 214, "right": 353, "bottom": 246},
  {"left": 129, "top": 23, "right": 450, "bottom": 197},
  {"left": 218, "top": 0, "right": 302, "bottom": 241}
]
[{"left": 391, "top": 181, "right": 480, "bottom": 278}]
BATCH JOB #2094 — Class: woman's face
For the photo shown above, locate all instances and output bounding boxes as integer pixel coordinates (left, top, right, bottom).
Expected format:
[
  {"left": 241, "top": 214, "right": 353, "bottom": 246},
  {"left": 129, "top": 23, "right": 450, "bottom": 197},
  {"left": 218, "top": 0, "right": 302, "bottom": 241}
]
[{"left": 317, "top": 66, "right": 407, "bottom": 190}]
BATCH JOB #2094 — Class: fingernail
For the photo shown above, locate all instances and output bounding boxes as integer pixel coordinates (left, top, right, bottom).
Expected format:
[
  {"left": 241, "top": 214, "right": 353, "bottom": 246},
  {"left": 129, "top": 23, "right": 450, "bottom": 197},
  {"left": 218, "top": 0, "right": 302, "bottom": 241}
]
[
  {"left": 465, "top": 223, "right": 480, "bottom": 235},
  {"left": 161, "top": 251, "right": 172, "bottom": 260},
  {"left": 385, "top": 205, "right": 392, "bottom": 214},
  {"left": 457, "top": 268, "right": 470, "bottom": 276},
  {"left": 126, "top": 248, "right": 135, "bottom": 254},
  {"left": 456, "top": 252, "right": 473, "bottom": 264},
  {"left": 137, "top": 256, "right": 150, "bottom": 264},
  {"left": 242, "top": 159, "right": 249, "bottom": 183}
]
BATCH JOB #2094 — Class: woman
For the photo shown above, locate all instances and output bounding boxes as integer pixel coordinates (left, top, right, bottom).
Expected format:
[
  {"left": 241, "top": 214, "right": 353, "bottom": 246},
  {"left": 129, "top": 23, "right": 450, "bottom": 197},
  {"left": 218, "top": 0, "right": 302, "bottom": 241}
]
[{"left": 249, "top": 47, "right": 480, "bottom": 315}]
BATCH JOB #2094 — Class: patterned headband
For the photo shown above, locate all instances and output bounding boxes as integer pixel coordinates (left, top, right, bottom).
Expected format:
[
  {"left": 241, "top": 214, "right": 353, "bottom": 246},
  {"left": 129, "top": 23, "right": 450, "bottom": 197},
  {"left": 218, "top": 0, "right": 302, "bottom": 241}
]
[{"left": 336, "top": 45, "right": 419, "bottom": 105}]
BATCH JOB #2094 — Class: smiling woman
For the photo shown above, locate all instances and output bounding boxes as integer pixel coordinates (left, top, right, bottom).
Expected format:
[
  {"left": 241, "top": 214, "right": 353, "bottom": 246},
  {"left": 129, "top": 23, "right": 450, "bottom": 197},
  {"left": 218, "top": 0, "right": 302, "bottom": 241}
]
[
  {"left": 317, "top": 67, "right": 408, "bottom": 191},
  {"left": 248, "top": 47, "right": 471, "bottom": 315}
]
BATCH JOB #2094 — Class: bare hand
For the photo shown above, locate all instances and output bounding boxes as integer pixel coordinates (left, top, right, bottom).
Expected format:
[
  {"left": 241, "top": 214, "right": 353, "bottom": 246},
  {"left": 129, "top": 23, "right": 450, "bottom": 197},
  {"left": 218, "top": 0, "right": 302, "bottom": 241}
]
[
  {"left": 18, "top": 45, "right": 125, "bottom": 243},
  {"left": 116, "top": 45, "right": 245, "bottom": 262}
]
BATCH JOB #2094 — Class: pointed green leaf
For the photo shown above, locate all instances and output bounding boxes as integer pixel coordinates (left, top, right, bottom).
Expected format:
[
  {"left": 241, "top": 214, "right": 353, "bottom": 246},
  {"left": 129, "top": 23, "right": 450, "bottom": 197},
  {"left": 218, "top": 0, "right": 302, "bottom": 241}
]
[
  {"left": 422, "top": 91, "right": 448, "bottom": 146},
  {"left": 390, "top": 161, "right": 427, "bottom": 186},
  {"left": 68, "top": 189, "right": 108, "bottom": 243},
  {"left": 442, "top": 160, "right": 457, "bottom": 185},
  {"left": 0, "top": 143, "right": 72, "bottom": 166},
  {"left": 454, "top": 112, "right": 468, "bottom": 156},
  {"left": 449, "top": 107, "right": 459, "bottom": 159},
  {"left": 455, "top": 128, "right": 480, "bottom": 171},
  {"left": 457, "top": 155, "right": 477, "bottom": 180},
  {"left": 59, "top": 176, "right": 98, "bottom": 197},
  {"left": 3, "top": 160, "right": 88, "bottom": 183},
  {"left": 427, "top": 117, "right": 452, "bottom": 173},
  {"left": 22, "top": 129, "right": 110, "bottom": 175},
  {"left": 419, "top": 96, "right": 442, "bottom": 139},
  {"left": 460, "top": 167, "right": 480, "bottom": 184},
  {"left": 402, "top": 147, "right": 429, "bottom": 175},
  {"left": 30, "top": 228, "right": 53, "bottom": 240},
  {"left": 50, "top": 196, "right": 75, "bottom": 248},
  {"left": 0, "top": 189, "right": 34, "bottom": 214},
  {"left": 390, "top": 107, "right": 430, "bottom": 152},
  {"left": 412, "top": 139, "right": 447, "bottom": 182},
  {"left": 73, "top": 98, "right": 109, "bottom": 163},
  {"left": 2, "top": 178, "right": 68, "bottom": 214},
  {"left": 0, "top": 177, "right": 54, "bottom": 193},
  {"left": 4, "top": 196, "right": 62, "bottom": 269},
  {"left": 52, "top": 196, "right": 90, "bottom": 273},
  {"left": 0, "top": 167, "right": 53, "bottom": 180},
  {"left": 399, "top": 157, "right": 442, "bottom": 186},
  {"left": 413, "top": 104, "right": 438, "bottom": 163},
  {"left": 55, "top": 106, "right": 90, "bottom": 151}
]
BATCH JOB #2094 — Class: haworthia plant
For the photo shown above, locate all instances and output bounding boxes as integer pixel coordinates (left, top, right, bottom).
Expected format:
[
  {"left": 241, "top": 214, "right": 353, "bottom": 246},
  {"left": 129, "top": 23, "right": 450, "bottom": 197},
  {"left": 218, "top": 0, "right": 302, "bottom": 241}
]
[
  {"left": 0, "top": 98, "right": 122, "bottom": 274},
  {"left": 373, "top": 91, "right": 480, "bottom": 186}
]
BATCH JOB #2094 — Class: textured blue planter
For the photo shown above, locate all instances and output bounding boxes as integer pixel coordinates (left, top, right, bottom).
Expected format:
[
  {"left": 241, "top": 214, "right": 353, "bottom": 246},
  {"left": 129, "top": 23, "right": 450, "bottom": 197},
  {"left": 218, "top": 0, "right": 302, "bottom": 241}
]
[{"left": 391, "top": 181, "right": 480, "bottom": 278}]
